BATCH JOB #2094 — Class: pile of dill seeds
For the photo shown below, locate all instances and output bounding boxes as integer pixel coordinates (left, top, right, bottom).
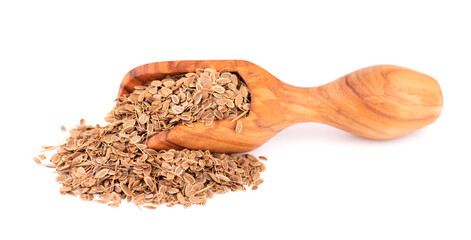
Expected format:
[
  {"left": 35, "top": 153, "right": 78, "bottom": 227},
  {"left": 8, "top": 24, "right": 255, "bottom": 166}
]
[{"left": 35, "top": 67, "right": 266, "bottom": 209}]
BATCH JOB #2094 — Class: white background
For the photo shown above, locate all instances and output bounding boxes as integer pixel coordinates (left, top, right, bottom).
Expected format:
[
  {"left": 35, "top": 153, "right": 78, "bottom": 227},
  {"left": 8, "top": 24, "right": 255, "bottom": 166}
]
[{"left": 1, "top": 0, "right": 470, "bottom": 239}]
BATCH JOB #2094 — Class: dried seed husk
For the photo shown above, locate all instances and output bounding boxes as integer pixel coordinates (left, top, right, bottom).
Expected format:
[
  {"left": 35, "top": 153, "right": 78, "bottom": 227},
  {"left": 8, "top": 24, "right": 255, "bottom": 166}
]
[
  {"left": 95, "top": 169, "right": 109, "bottom": 178},
  {"left": 211, "top": 85, "right": 225, "bottom": 94},
  {"left": 33, "top": 157, "right": 42, "bottom": 165},
  {"left": 160, "top": 87, "right": 173, "bottom": 96},
  {"left": 235, "top": 120, "right": 243, "bottom": 133},
  {"left": 120, "top": 182, "right": 132, "bottom": 196},
  {"left": 143, "top": 205, "right": 157, "bottom": 209},
  {"left": 171, "top": 106, "right": 184, "bottom": 114},
  {"left": 144, "top": 176, "right": 155, "bottom": 191}
]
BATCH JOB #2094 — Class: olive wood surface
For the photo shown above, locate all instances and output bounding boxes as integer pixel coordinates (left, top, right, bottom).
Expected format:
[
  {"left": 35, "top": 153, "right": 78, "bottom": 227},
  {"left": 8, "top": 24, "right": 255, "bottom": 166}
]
[{"left": 118, "top": 60, "right": 443, "bottom": 153}]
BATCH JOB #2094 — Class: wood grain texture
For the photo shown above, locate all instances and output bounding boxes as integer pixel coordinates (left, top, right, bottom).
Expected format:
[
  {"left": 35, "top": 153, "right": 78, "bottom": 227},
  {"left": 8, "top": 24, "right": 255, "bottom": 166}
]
[{"left": 119, "top": 60, "right": 443, "bottom": 152}]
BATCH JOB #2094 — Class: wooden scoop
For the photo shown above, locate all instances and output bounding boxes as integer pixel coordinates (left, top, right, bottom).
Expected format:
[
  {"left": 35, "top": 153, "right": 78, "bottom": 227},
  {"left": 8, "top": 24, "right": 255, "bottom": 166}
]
[{"left": 118, "top": 60, "right": 443, "bottom": 153}]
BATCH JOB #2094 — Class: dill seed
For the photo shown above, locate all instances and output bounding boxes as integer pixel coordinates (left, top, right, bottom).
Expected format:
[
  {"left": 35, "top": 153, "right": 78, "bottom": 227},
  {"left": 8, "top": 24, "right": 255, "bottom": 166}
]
[{"left": 38, "top": 67, "right": 266, "bottom": 209}]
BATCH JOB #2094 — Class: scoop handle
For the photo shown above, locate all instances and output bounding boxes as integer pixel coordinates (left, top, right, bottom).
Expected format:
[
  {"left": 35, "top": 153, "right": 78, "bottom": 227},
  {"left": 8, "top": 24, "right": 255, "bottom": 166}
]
[{"left": 279, "top": 65, "right": 443, "bottom": 139}]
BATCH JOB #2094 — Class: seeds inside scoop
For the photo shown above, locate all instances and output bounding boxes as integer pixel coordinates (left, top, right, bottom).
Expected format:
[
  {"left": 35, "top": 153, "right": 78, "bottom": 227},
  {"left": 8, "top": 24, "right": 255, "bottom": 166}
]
[{"left": 38, "top": 67, "right": 266, "bottom": 209}]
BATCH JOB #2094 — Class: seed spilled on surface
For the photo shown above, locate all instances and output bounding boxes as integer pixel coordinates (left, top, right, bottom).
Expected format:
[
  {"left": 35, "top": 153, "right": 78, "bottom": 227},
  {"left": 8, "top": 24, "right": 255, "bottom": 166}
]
[{"left": 36, "top": 67, "right": 266, "bottom": 209}]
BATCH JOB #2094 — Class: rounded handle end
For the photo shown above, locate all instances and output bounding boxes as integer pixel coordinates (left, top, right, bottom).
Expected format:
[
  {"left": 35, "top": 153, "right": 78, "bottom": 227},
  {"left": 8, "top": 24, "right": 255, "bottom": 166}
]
[{"left": 319, "top": 65, "right": 443, "bottom": 139}]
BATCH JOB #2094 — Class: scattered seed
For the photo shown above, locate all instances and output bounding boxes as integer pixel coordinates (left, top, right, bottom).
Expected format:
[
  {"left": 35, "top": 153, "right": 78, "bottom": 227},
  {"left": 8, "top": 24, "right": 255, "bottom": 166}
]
[
  {"left": 76, "top": 167, "right": 86, "bottom": 175},
  {"left": 143, "top": 205, "right": 157, "bottom": 210},
  {"left": 144, "top": 176, "right": 155, "bottom": 191},
  {"left": 120, "top": 182, "right": 132, "bottom": 196},
  {"left": 138, "top": 114, "right": 148, "bottom": 125},
  {"left": 33, "top": 157, "right": 41, "bottom": 165},
  {"left": 235, "top": 121, "right": 243, "bottom": 133},
  {"left": 95, "top": 169, "right": 109, "bottom": 178}
]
